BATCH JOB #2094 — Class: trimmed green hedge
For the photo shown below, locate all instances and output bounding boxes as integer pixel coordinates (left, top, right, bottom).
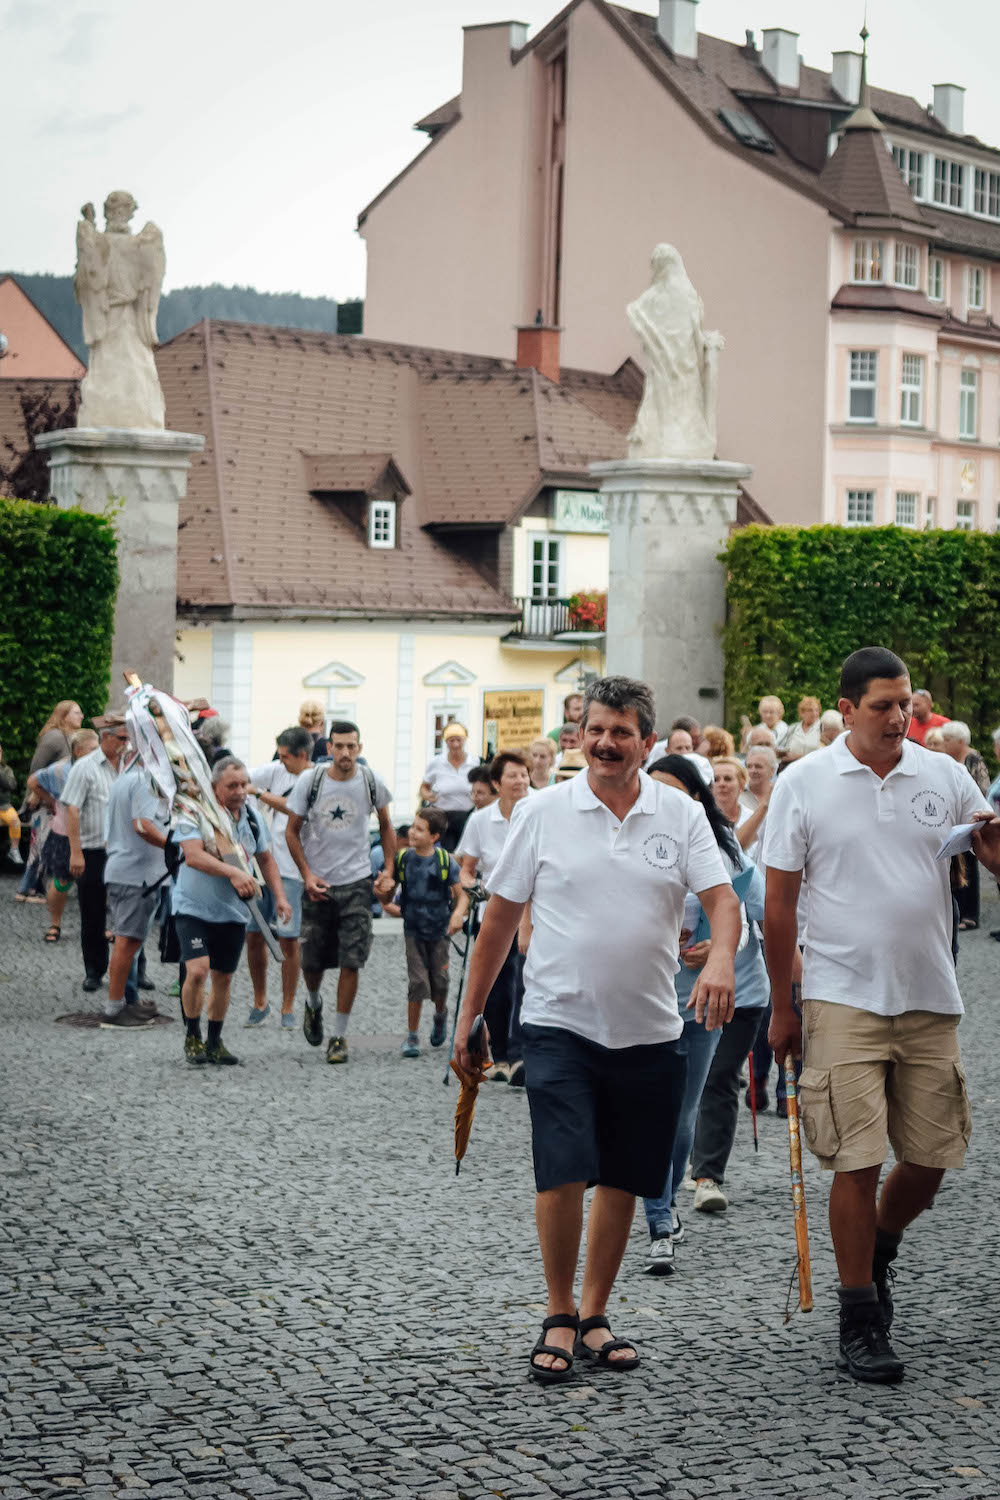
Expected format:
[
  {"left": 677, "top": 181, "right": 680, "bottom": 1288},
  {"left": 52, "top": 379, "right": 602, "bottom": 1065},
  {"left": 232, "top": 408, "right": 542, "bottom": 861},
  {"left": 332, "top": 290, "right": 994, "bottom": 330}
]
[
  {"left": 721, "top": 525, "right": 1000, "bottom": 764},
  {"left": 0, "top": 499, "right": 118, "bottom": 782}
]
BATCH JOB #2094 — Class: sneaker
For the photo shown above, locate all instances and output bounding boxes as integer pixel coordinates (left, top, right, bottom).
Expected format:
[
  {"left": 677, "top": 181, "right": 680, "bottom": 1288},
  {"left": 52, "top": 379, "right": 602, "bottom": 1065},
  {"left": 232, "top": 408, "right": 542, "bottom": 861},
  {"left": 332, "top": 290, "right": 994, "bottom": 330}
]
[
  {"left": 168, "top": 979, "right": 181, "bottom": 998},
  {"left": 837, "top": 1303, "right": 904, "bottom": 1384},
  {"left": 7, "top": 847, "right": 23, "bottom": 866},
  {"left": 244, "top": 1003, "right": 272, "bottom": 1028},
  {"left": 681, "top": 1169, "right": 697, "bottom": 1191},
  {"left": 400, "top": 1035, "right": 421, "bottom": 1059},
  {"left": 280, "top": 1012, "right": 296, "bottom": 1032},
  {"left": 326, "top": 1035, "right": 348, "bottom": 1064},
  {"left": 507, "top": 1059, "right": 526, "bottom": 1088},
  {"left": 131, "top": 998, "right": 160, "bottom": 1019},
  {"left": 205, "top": 1040, "right": 240, "bottom": 1066},
  {"left": 873, "top": 1241, "right": 899, "bottom": 1330},
  {"left": 487, "top": 1061, "right": 510, "bottom": 1083},
  {"left": 643, "top": 1233, "right": 675, "bottom": 1275},
  {"left": 304, "top": 1003, "right": 324, "bottom": 1047},
  {"left": 744, "top": 1084, "right": 769, "bottom": 1112},
  {"left": 694, "top": 1178, "right": 728, "bottom": 1213},
  {"left": 99, "top": 1006, "right": 154, "bottom": 1029},
  {"left": 671, "top": 1208, "right": 685, "bottom": 1243},
  {"left": 429, "top": 1010, "right": 448, "bottom": 1049},
  {"left": 184, "top": 1033, "right": 207, "bottom": 1065},
  {"left": 82, "top": 976, "right": 101, "bottom": 993},
  {"left": 775, "top": 1098, "right": 788, "bottom": 1119}
]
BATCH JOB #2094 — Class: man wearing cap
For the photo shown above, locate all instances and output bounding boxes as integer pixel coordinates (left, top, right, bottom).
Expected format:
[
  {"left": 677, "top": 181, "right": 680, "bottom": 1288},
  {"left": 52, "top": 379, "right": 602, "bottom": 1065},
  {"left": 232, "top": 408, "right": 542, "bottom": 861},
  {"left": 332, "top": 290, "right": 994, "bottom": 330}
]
[
  {"left": 61, "top": 716, "right": 130, "bottom": 992},
  {"left": 454, "top": 675, "right": 740, "bottom": 1383},
  {"left": 419, "top": 722, "right": 480, "bottom": 852}
]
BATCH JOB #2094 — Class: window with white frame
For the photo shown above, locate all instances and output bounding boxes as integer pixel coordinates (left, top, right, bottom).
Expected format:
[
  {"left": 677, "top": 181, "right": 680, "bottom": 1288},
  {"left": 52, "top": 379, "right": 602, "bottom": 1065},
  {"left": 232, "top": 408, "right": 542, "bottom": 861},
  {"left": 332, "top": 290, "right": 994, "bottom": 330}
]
[
  {"left": 851, "top": 238, "right": 883, "bottom": 283},
  {"left": 893, "top": 243, "right": 919, "bottom": 289},
  {"left": 848, "top": 351, "right": 878, "bottom": 422},
  {"left": 530, "top": 535, "right": 562, "bottom": 598},
  {"left": 368, "top": 500, "right": 396, "bottom": 548},
  {"left": 928, "top": 256, "right": 945, "bottom": 302},
  {"left": 428, "top": 700, "right": 470, "bottom": 758},
  {"left": 955, "top": 500, "right": 976, "bottom": 531},
  {"left": 960, "top": 369, "right": 979, "bottom": 439},
  {"left": 933, "top": 157, "right": 965, "bottom": 208},
  {"left": 925, "top": 496, "right": 937, "bottom": 528},
  {"left": 967, "top": 265, "right": 986, "bottom": 312},
  {"left": 974, "top": 168, "right": 1000, "bottom": 218},
  {"left": 899, "top": 354, "right": 924, "bottom": 426},
  {"left": 846, "top": 490, "right": 876, "bottom": 526},
  {"left": 894, "top": 491, "right": 919, "bottom": 528},
  {"left": 891, "top": 146, "right": 924, "bottom": 198}
]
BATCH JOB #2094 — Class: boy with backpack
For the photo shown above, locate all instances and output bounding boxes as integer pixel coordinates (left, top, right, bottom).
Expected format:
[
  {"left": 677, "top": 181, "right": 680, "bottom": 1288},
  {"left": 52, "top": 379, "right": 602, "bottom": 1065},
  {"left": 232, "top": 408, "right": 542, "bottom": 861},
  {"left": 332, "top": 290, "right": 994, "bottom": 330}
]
[{"left": 381, "top": 807, "right": 468, "bottom": 1058}]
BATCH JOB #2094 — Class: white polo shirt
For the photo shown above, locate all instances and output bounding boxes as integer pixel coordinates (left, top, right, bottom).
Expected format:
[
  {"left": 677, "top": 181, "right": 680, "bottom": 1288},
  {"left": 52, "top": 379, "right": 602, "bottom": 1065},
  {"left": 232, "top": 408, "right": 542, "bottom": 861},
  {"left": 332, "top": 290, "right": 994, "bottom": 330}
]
[
  {"left": 456, "top": 799, "right": 515, "bottom": 885},
  {"left": 762, "top": 733, "right": 990, "bottom": 1017},
  {"left": 487, "top": 770, "right": 731, "bottom": 1049}
]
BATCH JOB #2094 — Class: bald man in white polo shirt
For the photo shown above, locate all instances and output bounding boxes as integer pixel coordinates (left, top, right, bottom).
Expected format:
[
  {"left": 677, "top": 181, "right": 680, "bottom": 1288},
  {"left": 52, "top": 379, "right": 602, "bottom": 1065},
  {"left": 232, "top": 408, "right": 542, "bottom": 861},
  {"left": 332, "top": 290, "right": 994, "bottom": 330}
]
[
  {"left": 765, "top": 646, "right": 1000, "bottom": 1387},
  {"left": 454, "top": 676, "right": 740, "bottom": 1385}
]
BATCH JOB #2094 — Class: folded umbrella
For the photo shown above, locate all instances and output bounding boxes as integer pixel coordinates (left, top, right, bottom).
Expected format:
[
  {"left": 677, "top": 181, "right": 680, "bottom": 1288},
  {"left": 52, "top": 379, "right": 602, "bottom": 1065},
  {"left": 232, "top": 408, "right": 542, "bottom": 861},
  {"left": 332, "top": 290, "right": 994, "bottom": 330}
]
[{"left": 451, "top": 1015, "right": 489, "bottom": 1176}]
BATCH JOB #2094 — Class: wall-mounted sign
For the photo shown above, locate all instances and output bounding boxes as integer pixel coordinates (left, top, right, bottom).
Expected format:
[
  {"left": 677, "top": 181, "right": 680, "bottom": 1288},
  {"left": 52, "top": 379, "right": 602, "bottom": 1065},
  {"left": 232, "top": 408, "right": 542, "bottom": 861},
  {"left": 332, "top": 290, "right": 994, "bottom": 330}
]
[
  {"left": 552, "top": 490, "right": 608, "bottom": 534},
  {"left": 959, "top": 460, "right": 977, "bottom": 494},
  {"left": 482, "top": 689, "right": 545, "bottom": 759}
]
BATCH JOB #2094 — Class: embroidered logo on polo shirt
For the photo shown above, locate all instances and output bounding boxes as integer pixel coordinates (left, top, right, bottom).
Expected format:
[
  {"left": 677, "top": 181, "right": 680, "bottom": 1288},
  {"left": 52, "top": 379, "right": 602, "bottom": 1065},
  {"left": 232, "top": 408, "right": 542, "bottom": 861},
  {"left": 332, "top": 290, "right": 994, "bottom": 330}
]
[
  {"left": 642, "top": 832, "right": 680, "bottom": 870},
  {"left": 910, "top": 789, "right": 948, "bottom": 827}
]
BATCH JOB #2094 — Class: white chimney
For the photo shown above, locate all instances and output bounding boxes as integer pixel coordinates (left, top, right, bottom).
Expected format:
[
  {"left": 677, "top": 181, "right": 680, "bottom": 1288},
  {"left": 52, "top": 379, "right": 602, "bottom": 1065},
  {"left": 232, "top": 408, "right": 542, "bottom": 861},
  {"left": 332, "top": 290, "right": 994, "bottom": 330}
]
[
  {"left": 831, "top": 51, "right": 862, "bottom": 106},
  {"left": 933, "top": 83, "right": 965, "bottom": 134},
  {"left": 761, "top": 27, "right": 800, "bottom": 90},
  {"left": 658, "top": 0, "right": 698, "bottom": 61}
]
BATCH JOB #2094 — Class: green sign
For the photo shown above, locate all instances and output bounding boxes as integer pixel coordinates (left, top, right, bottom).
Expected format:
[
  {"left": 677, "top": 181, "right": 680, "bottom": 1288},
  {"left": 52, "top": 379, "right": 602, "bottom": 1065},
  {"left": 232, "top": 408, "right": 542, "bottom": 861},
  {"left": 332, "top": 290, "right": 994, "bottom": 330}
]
[{"left": 552, "top": 490, "right": 608, "bottom": 534}]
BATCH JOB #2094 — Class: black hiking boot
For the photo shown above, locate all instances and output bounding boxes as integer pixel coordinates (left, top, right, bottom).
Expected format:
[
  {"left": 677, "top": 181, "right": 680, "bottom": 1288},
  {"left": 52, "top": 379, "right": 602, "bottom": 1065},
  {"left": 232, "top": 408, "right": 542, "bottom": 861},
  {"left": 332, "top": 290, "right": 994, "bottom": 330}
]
[{"left": 837, "top": 1302, "right": 903, "bottom": 1385}]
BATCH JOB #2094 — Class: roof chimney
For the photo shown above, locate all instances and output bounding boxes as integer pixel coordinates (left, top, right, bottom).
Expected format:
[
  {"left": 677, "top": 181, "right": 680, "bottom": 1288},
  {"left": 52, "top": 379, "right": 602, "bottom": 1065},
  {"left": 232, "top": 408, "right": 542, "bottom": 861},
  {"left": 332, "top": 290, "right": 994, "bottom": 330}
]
[
  {"left": 516, "top": 322, "right": 560, "bottom": 385},
  {"left": 932, "top": 83, "right": 965, "bottom": 135},
  {"left": 831, "top": 50, "right": 862, "bottom": 105},
  {"left": 761, "top": 28, "right": 800, "bottom": 90},
  {"left": 657, "top": 0, "right": 698, "bottom": 61}
]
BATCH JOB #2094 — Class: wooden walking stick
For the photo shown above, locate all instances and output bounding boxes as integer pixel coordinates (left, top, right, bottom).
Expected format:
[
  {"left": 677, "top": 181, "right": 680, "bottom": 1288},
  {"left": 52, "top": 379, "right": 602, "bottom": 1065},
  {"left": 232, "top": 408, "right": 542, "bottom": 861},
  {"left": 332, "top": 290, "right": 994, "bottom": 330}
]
[{"left": 783, "top": 1051, "right": 813, "bottom": 1313}]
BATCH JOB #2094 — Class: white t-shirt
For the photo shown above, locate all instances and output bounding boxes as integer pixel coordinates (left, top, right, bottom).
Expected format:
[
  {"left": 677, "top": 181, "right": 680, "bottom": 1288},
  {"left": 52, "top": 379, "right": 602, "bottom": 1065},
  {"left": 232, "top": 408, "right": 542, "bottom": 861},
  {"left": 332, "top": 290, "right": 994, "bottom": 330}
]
[
  {"left": 456, "top": 799, "right": 516, "bottom": 885},
  {"left": 487, "top": 770, "right": 731, "bottom": 1049},
  {"left": 762, "top": 733, "right": 990, "bottom": 1017},
  {"left": 780, "top": 720, "right": 822, "bottom": 758},
  {"left": 287, "top": 764, "right": 391, "bottom": 886},
  {"left": 422, "top": 750, "right": 479, "bottom": 812},
  {"left": 249, "top": 762, "right": 305, "bottom": 883}
]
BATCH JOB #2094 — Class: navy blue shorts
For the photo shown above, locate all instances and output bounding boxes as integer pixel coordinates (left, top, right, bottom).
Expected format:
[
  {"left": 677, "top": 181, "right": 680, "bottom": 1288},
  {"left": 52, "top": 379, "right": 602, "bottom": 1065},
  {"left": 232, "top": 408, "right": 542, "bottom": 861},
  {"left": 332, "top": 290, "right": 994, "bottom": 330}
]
[{"left": 522, "top": 1022, "right": 686, "bottom": 1197}]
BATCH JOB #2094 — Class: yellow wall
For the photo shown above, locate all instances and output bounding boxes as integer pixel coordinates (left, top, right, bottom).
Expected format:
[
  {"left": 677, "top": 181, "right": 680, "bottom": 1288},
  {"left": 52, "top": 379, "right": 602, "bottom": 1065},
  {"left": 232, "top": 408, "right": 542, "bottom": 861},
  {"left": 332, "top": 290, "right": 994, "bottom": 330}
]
[
  {"left": 513, "top": 516, "right": 609, "bottom": 597},
  {"left": 175, "top": 620, "right": 603, "bottom": 816}
]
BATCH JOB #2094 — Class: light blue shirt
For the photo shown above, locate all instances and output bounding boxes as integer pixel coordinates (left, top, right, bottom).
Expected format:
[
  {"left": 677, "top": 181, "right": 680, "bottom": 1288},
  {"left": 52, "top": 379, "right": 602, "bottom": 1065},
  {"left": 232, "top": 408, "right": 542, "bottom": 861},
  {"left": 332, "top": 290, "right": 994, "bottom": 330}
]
[
  {"left": 104, "top": 764, "right": 169, "bottom": 888},
  {"left": 675, "top": 857, "right": 770, "bottom": 1012},
  {"left": 172, "top": 803, "right": 270, "bottom": 927}
]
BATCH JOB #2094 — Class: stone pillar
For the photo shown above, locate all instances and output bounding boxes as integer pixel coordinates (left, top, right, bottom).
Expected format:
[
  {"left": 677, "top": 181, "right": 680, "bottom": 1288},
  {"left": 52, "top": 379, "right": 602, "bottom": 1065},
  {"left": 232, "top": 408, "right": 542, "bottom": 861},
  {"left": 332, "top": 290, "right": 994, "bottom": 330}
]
[
  {"left": 590, "top": 457, "right": 752, "bottom": 724},
  {"left": 35, "top": 427, "right": 205, "bottom": 703}
]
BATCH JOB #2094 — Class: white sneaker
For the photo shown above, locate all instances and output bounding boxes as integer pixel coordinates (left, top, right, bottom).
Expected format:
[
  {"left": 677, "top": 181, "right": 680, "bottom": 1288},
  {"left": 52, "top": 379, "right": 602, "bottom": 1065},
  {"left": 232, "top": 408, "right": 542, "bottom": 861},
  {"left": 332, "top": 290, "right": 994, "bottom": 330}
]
[
  {"left": 7, "top": 847, "right": 23, "bottom": 866},
  {"left": 643, "top": 1234, "right": 675, "bottom": 1275},
  {"left": 671, "top": 1208, "right": 685, "bottom": 1242},
  {"left": 681, "top": 1169, "right": 697, "bottom": 1191},
  {"left": 694, "top": 1178, "right": 728, "bottom": 1214}
]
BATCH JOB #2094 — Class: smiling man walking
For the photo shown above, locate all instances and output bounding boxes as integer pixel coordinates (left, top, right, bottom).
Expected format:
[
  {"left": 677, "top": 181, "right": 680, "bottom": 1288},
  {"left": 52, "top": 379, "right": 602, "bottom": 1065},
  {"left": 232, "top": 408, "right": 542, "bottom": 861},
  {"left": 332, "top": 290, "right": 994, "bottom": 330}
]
[
  {"left": 765, "top": 647, "right": 1000, "bottom": 1385},
  {"left": 453, "top": 676, "right": 740, "bottom": 1383}
]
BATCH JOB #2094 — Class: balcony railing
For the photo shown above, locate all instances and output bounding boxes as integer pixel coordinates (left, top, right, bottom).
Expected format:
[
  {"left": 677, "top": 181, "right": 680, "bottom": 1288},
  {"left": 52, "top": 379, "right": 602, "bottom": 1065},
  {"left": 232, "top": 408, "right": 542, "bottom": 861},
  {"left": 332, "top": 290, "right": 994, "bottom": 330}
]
[{"left": 506, "top": 596, "right": 606, "bottom": 641}]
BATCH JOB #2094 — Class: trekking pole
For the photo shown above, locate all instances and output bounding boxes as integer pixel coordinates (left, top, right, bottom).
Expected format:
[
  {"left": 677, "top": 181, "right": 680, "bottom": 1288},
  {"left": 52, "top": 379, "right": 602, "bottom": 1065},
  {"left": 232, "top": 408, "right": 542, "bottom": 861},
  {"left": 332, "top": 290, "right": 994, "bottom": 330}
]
[
  {"left": 747, "top": 1053, "right": 759, "bottom": 1153},
  {"left": 783, "top": 1051, "right": 813, "bottom": 1314},
  {"left": 443, "top": 885, "right": 485, "bottom": 1086}
]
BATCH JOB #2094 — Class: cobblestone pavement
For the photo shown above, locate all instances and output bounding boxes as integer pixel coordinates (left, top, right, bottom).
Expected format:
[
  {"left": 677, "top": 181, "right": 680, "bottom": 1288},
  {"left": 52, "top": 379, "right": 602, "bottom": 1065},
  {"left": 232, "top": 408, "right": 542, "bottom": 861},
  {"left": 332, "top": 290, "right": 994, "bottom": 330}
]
[{"left": 2, "top": 875, "right": 1000, "bottom": 1500}]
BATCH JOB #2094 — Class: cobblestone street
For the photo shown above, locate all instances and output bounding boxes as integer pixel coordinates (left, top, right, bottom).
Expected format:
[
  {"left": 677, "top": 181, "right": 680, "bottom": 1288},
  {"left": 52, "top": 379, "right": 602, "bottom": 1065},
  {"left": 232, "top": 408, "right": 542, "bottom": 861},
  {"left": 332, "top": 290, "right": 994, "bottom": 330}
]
[{"left": 2, "top": 877, "right": 1000, "bottom": 1500}]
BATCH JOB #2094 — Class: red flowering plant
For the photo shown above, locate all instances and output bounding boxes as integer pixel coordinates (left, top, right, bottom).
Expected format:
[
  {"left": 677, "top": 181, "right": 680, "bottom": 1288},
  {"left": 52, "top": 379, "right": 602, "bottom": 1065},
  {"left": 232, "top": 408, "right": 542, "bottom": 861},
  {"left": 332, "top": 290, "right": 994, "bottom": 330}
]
[{"left": 567, "top": 590, "right": 607, "bottom": 631}]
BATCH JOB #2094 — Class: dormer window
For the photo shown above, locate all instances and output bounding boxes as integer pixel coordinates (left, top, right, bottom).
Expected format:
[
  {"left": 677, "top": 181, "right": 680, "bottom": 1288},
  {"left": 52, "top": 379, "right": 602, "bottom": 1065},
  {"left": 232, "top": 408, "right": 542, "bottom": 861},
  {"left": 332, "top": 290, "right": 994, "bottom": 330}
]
[
  {"left": 368, "top": 500, "right": 397, "bottom": 548},
  {"left": 974, "top": 169, "right": 1000, "bottom": 219},
  {"left": 852, "top": 238, "right": 883, "bottom": 283},
  {"left": 933, "top": 158, "right": 965, "bottom": 208},
  {"left": 891, "top": 146, "right": 924, "bottom": 199}
]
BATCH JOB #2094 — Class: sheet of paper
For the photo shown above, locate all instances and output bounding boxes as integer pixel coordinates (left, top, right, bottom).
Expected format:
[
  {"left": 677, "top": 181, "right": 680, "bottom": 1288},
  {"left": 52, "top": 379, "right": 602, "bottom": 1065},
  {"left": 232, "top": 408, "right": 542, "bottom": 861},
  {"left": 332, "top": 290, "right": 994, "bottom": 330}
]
[{"left": 935, "top": 824, "right": 976, "bottom": 862}]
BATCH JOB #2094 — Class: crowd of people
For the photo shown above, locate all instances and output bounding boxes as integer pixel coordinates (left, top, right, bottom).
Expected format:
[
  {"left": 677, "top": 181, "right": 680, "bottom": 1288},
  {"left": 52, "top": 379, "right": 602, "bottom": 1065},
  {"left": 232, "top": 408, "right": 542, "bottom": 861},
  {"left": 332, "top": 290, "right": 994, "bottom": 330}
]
[{"left": 4, "top": 667, "right": 1000, "bottom": 1388}]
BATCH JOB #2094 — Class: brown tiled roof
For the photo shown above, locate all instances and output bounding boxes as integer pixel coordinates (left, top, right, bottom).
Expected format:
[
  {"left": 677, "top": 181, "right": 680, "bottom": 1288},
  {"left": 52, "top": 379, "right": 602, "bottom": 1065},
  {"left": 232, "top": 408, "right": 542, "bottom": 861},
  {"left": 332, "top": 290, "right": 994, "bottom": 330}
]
[
  {"left": 939, "top": 314, "right": 1000, "bottom": 346},
  {"left": 831, "top": 285, "right": 942, "bottom": 321},
  {"left": 818, "top": 114, "right": 935, "bottom": 234},
  {"left": 415, "top": 95, "right": 460, "bottom": 136},
  {"left": 559, "top": 360, "right": 643, "bottom": 434},
  {"left": 303, "top": 452, "right": 411, "bottom": 495},
  {"left": 156, "top": 321, "right": 634, "bottom": 616}
]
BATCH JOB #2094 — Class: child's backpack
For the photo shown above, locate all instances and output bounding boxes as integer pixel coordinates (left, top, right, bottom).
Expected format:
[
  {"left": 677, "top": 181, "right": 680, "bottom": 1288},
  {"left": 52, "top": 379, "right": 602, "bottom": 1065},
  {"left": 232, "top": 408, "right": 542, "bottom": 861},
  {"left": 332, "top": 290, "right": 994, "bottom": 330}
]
[{"left": 393, "top": 846, "right": 451, "bottom": 915}]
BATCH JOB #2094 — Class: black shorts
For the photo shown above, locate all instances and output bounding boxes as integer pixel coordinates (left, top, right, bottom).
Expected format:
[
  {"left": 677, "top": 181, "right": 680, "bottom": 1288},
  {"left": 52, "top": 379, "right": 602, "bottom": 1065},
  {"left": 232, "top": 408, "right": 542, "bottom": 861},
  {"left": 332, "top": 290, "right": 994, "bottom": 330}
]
[
  {"left": 521, "top": 1022, "right": 686, "bottom": 1198},
  {"left": 175, "top": 915, "right": 246, "bottom": 975}
]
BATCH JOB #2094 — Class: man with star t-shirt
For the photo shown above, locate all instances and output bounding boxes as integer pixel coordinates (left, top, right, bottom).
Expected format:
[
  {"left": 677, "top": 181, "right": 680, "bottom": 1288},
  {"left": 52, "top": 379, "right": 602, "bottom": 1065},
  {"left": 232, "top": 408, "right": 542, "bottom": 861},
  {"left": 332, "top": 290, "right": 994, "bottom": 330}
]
[{"left": 286, "top": 721, "right": 395, "bottom": 1064}]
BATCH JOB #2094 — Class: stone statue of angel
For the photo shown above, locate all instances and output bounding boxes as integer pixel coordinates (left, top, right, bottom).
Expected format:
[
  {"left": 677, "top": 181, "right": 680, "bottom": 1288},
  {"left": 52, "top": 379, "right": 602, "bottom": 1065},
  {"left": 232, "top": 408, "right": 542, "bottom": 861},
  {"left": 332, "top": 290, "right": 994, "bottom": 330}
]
[
  {"left": 626, "top": 244, "right": 723, "bottom": 462},
  {"left": 74, "top": 191, "right": 166, "bottom": 429}
]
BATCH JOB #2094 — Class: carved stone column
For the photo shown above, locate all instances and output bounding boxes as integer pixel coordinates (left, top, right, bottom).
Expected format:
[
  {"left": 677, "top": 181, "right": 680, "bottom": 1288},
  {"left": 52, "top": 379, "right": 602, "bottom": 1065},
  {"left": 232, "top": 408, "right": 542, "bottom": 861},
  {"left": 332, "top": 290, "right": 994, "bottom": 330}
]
[
  {"left": 35, "top": 426, "right": 205, "bottom": 703},
  {"left": 590, "top": 458, "right": 752, "bottom": 724}
]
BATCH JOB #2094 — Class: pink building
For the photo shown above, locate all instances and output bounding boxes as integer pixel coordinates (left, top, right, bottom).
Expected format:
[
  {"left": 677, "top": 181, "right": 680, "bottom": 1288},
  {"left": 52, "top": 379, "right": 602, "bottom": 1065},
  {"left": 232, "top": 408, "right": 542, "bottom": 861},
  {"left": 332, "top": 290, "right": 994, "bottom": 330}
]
[{"left": 359, "top": 1, "right": 1000, "bottom": 533}]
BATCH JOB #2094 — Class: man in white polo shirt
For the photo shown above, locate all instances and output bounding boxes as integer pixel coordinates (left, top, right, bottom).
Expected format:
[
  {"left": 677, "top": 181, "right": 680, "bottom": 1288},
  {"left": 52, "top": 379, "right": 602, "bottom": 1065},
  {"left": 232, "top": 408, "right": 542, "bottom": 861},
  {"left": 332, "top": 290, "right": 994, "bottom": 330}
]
[
  {"left": 453, "top": 676, "right": 740, "bottom": 1385},
  {"left": 764, "top": 647, "right": 1000, "bottom": 1386}
]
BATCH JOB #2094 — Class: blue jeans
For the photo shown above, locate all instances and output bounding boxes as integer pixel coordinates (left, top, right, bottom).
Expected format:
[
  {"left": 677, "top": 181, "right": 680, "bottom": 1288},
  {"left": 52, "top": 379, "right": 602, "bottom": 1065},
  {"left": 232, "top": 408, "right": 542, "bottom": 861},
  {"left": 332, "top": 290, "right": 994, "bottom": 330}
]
[
  {"left": 642, "top": 1013, "right": 721, "bottom": 1235},
  {"left": 17, "top": 858, "right": 45, "bottom": 896}
]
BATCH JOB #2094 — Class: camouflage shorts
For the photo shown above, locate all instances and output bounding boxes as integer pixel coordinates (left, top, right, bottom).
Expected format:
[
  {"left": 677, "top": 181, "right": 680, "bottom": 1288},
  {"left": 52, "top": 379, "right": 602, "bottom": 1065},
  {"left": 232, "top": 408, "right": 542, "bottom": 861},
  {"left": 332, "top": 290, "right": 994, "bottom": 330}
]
[{"left": 300, "top": 877, "right": 374, "bottom": 973}]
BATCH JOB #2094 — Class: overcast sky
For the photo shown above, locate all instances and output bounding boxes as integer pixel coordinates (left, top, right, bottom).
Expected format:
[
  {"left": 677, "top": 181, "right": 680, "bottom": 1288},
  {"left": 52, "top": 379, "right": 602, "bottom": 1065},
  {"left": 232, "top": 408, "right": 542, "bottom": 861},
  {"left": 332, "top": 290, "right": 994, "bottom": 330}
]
[{"left": 5, "top": 0, "right": 999, "bottom": 301}]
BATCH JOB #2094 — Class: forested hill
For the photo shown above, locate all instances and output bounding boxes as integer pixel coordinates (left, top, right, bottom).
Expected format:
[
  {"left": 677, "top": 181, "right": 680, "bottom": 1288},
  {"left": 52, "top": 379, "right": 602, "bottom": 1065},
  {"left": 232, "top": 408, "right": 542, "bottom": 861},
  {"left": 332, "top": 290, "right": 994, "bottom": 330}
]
[{"left": 5, "top": 273, "right": 361, "bottom": 362}]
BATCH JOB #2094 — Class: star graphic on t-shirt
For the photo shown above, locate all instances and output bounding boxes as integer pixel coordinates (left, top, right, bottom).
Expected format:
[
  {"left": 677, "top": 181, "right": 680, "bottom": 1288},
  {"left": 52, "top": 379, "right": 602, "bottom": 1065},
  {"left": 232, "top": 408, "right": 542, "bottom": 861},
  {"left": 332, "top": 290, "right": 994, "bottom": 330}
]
[{"left": 330, "top": 804, "right": 347, "bottom": 821}]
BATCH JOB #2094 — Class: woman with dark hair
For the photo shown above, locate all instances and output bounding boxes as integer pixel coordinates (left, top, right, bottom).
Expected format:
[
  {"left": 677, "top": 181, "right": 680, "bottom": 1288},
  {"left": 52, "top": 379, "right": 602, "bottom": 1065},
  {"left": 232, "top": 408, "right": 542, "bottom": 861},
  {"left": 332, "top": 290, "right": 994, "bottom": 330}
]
[{"left": 640, "top": 755, "right": 770, "bottom": 1275}]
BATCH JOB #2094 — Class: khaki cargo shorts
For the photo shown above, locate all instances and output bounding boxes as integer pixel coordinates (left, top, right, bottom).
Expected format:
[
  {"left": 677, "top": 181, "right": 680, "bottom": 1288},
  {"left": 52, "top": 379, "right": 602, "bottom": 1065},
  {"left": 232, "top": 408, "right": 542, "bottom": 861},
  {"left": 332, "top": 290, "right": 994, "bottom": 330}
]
[{"left": 799, "top": 1000, "right": 972, "bottom": 1173}]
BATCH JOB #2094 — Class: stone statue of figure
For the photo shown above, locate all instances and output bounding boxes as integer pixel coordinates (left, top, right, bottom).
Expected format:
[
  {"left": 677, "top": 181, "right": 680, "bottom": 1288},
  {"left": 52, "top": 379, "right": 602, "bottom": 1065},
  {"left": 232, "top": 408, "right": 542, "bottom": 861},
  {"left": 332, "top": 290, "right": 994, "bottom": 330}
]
[
  {"left": 626, "top": 244, "right": 724, "bottom": 462},
  {"left": 74, "top": 191, "right": 166, "bottom": 429}
]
